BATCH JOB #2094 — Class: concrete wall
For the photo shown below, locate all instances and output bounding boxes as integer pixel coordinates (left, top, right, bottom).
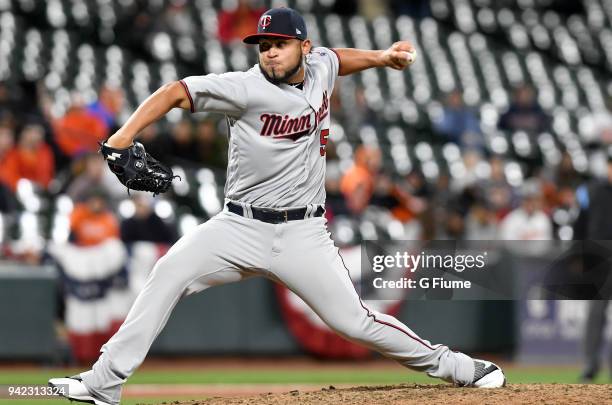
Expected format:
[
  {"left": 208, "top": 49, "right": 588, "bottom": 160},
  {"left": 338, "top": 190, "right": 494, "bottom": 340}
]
[{"left": 0, "top": 265, "right": 58, "bottom": 360}]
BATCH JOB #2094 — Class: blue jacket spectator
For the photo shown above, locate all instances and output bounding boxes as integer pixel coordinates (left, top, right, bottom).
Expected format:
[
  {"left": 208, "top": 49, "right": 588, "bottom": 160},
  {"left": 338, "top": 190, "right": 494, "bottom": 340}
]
[
  {"left": 498, "top": 85, "right": 550, "bottom": 134},
  {"left": 433, "top": 90, "right": 483, "bottom": 149}
]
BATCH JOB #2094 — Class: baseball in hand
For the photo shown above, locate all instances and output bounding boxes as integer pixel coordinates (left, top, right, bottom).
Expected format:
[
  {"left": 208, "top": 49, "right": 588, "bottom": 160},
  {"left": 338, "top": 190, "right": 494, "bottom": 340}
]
[
  {"left": 383, "top": 42, "right": 417, "bottom": 70},
  {"left": 403, "top": 49, "right": 417, "bottom": 65}
]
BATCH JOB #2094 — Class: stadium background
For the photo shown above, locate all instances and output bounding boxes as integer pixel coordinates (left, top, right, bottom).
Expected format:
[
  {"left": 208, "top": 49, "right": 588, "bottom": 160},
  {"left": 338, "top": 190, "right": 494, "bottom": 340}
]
[{"left": 0, "top": 0, "right": 611, "bottom": 403}]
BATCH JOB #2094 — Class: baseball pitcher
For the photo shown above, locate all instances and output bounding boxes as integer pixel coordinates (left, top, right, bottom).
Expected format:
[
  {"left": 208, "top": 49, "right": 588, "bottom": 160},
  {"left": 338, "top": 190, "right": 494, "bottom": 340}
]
[{"left": 50, "top": 7, "right": 505, "bottom": 405}]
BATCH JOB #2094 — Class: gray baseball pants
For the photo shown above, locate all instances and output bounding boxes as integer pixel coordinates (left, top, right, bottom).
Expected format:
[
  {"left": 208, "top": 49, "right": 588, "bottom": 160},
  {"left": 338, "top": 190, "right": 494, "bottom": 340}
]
[{"left": 80, "top": 208, "right": 475, "bottom": 404}]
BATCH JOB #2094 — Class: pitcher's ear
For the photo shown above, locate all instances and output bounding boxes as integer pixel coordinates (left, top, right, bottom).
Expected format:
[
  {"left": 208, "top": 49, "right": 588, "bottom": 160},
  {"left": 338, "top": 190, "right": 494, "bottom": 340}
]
[{"left": 302, "top": 39, "right": 312, "bottom": 55}]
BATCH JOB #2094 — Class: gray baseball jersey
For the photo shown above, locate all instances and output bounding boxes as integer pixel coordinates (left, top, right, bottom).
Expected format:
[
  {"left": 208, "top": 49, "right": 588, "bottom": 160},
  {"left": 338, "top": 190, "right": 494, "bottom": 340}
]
[{"left": 180, "top": 47, "right": 338, "bottom": 208}]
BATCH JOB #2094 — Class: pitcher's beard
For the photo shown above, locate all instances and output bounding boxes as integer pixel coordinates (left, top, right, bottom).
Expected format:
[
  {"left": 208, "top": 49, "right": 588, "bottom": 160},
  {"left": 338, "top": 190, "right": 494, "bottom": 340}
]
[{"left": 262, "top": 58, "right": 303, "bottom": 85}]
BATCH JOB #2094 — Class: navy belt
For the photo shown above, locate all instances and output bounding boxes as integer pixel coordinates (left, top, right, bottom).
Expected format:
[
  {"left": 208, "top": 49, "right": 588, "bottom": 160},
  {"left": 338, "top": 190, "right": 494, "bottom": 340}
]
[{"left": 226, "top": 202, "right": 324, "bottom": 224}]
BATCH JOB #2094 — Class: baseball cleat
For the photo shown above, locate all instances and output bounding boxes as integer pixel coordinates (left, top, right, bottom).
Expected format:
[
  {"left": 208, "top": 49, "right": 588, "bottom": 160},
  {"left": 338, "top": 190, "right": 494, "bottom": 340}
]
[
  {"left": 469, "top": 359, "right": 506, "bottom": 388},
  {"left": 48, "top": 376, "right": 112, "bottom": 405}
]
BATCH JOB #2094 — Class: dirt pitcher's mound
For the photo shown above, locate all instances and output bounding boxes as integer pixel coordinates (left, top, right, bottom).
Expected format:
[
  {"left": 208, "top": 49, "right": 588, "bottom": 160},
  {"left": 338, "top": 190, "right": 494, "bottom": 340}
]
[{"left": 171, "top": 383, "right": 612, "bottom": 405}]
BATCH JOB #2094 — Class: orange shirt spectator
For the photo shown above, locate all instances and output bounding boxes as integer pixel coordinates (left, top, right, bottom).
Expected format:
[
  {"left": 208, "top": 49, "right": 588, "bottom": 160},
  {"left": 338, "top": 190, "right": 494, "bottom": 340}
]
[
  {"left": 0, "top": 124, "right": 54, "bottom": 191},
  {"left": 340, "top": 145, "right": 381, "bottom": 214},
  {"left": 70, "top": 194, "right": 119, "bottom": 246},
  {"left": 53, "top": 105, "right": 108, "bottom": 157},
  {"left": 218, "top": 0, "right": 265, "bottom": 44}
]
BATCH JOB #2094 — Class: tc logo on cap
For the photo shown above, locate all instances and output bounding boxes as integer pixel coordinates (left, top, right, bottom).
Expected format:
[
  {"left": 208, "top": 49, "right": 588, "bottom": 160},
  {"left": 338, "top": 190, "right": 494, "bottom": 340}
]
[
  {"left": 259, "top": 15, "right": 272, "bottom": 28},
  {"left": 243, "top": 7, "right": 307, "bottom": 44}
]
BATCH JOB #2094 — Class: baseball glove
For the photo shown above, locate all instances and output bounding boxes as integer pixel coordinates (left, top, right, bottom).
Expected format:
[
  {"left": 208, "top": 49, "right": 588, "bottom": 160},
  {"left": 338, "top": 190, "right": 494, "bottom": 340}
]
[{"left": 100, "top": 141, "right": 178, "bottom": 196}]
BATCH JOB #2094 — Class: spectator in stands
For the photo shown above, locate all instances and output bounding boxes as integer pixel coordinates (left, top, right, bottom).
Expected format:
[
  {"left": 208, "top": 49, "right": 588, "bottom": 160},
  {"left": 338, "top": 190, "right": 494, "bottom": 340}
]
[
  {"left": 69, "top": 189, "right": 119, "bottom": 247},
  {"left": 498, "top": 84, "right": 550, "bottom": 134},
  {"left": 499, "top": 180, "right": 552, "bottom": 264},
  {"left": 433, "top": 90, "right": 483, "bottom": 149},
  {"left": 87, "top": 85, "right": 125, "bottom": 133},
  {"left": 217, "top": 0, "right": 265, "bottom": 45},
  {"left": 66, "top": 152, "right": 126, "bottom": 202},
  {"left": 573, "top": 153, "right": 612, "bottom": 382},
  {"left": 464, "top": 199, "right": 499, "bottom": 241},
  {"left": 52, "top": 95, "right": 108, "bottom": 159},
  {"left": 340, "top": 145, "right": 381, "bottom": 215},
  {"left": 194, "top": 119, "right": 228, "bottom": 169},
  {"left": 120, "top": 193, "right": 177, "bottom": 244},
  {"left": 0, "top": 123, "right": 54, "bottom": 192},
  {"left": 480, "top": 155, "right": 515, "bottom": 219},
  {"left": 499, "top": 179, "right": 552, "bottom": 241}
]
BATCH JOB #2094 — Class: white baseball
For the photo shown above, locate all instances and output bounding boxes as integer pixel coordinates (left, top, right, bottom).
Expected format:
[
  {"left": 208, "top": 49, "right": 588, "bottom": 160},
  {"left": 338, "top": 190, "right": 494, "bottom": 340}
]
[{"left": 404, "top": 49, "right": 417, "bottom": 65}]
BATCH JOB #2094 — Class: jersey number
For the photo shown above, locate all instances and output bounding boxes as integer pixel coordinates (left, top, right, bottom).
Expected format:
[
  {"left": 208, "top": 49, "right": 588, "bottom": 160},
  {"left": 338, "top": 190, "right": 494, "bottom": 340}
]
[{"left": 320, "top": 129, "right": 329, "bottom": 156}]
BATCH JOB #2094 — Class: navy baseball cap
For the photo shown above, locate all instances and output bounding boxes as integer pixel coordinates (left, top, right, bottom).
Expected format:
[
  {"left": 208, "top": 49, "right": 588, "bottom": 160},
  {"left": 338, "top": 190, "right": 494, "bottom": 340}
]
[{"left": 243, "top": 7, "right": 307, "bottom": 44}]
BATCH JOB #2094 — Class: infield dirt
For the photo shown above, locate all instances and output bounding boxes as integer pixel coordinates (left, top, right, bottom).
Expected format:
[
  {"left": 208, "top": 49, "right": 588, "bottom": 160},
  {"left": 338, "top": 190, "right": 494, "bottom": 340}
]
[{"left": 163, "top": 383, "right": 612, "bottom": 405}]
